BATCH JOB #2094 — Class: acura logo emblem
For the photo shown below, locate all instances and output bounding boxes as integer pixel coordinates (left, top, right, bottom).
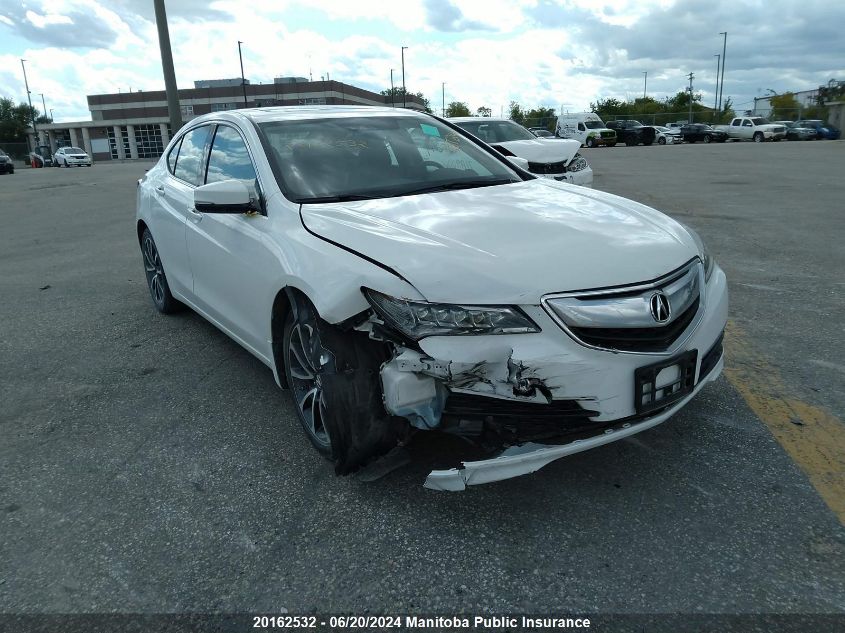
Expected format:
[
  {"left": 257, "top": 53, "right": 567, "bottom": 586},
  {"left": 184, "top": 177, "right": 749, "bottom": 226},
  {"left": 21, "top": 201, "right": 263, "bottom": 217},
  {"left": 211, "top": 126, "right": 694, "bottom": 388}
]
[{"left": 650, "top": 291, "right": 671, "bottom": 323}]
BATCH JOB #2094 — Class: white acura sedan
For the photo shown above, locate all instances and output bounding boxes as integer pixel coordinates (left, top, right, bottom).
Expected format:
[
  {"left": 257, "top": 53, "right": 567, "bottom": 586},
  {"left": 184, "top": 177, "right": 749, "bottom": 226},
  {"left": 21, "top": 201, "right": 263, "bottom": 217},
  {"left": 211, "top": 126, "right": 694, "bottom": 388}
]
[{"left": 137, "top": 106, "right": 727, "bottom": 490}]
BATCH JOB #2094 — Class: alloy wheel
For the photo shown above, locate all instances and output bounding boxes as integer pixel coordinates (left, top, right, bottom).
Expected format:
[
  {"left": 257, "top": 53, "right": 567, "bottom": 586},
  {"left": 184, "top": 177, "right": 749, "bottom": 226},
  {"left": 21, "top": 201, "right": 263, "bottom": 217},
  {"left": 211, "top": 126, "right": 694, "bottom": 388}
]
[
  {"left": 142, "top": 235, "right": 165, "bottom": 305},
  {"left": 288, "top": 317, "right": 332, "bottom": 450}
]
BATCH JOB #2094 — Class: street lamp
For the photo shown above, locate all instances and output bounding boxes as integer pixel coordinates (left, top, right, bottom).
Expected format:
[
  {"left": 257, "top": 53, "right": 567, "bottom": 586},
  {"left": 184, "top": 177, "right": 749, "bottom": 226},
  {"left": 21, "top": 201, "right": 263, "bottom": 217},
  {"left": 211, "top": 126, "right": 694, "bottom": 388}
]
[
  {"left": 718, "top": 31, "right": 727, "bottom": 111},
  {"left": 642, "top": 71, "right": 647, "bottom": 99},
  {"left": 39, "top": 93, "right": 47, "bottom": 121},
  {"left": 401, "top": 46, "right": 408, "bottom": 108},
  {"left": 50, "top": 108, "right": 54, "bottom": 122},
  {"left": 442, "top": 82, "right": 445, "bottom": 117},
  {"left": 390, "top": 68, "right": 395, "bottom": 107},
  {"left": 237, "top": 40, "right": 248, "bottom": 106},
  {"left": 20, "top": 59, "right": 37, "bottom": 148},
  {"left": 713, "top": 54, "right": 720, "bottom": 113}
]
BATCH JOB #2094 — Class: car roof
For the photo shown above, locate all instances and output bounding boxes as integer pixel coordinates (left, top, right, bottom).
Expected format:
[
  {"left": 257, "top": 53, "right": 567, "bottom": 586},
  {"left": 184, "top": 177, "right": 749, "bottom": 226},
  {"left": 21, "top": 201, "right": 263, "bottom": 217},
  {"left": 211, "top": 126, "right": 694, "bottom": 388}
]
[
  {"left": 187, "top": 105, "right": 432, "bottom": 126},
  {"left": 448, "top": 117, "right": 513, "bottom": 123}
]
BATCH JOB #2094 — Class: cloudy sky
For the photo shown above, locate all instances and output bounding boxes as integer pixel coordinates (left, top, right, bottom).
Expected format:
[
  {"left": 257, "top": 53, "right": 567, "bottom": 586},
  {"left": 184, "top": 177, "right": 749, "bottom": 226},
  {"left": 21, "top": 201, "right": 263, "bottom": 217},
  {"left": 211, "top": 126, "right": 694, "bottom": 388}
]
[{"left": 1, "top": 0, "right": 843, "bottom": 122}]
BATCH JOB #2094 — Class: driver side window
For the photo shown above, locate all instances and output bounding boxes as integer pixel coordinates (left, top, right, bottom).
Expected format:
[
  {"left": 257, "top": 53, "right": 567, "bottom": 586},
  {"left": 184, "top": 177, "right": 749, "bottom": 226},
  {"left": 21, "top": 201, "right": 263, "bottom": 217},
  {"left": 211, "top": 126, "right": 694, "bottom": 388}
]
[{"left": 205, "top": 125, "right": 259, "bottom": 196}]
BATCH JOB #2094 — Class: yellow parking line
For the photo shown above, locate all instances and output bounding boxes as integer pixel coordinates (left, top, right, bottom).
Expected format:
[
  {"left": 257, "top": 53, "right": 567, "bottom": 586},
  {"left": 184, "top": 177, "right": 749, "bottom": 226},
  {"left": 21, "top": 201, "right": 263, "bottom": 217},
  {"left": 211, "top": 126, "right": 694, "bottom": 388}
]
[{"left": 724, "top": 320, "right": 845, "bottom": 523}]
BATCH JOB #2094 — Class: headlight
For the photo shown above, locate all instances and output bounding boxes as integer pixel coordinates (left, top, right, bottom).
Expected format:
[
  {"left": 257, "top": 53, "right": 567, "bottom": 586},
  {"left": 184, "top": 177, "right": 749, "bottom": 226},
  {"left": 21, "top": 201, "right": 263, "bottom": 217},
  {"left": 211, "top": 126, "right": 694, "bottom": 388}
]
[
  {"left": 364, "top": 289, "right": 540, "bottom": 340},
  {"left": 683, "top": 225, "right": 715, "bottom": 282},
  {"left": 567, "top": 153, "right": 589, "bottom": 173}
]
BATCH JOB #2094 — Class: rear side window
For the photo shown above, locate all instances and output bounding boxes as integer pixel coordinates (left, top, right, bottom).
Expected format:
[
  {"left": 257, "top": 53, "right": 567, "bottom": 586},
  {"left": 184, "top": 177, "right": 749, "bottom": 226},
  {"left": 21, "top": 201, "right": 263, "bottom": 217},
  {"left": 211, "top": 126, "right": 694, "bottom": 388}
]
[
  {"left": 166, "top": 137, "right": 182, "bottom": 173},
  {"left": 172, "top": 125, "right": 210, "bottom": 186}
]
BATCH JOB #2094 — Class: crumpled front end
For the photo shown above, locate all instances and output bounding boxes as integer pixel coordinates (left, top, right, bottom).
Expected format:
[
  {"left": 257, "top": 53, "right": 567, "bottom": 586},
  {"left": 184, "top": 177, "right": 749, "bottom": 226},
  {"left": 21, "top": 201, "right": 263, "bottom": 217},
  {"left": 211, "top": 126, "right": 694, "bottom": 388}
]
[{"left": 370, "top": 263, "right": 728, "bottom": 490}]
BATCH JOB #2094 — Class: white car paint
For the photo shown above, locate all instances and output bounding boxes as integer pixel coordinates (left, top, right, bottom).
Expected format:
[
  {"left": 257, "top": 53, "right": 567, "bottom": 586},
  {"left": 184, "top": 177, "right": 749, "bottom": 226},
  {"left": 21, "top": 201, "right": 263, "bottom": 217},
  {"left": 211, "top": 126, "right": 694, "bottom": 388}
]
[
  {"left": 137, "top": 105, "right": 728, "bottom": 489},
  {"left": 556, "top": 112, "right": 618, "bottom": 147},
  {"left": 449, "top": 117, "right": 593, "bottom": 187},
  {"left": 714, "top": 117, "right": 787, "bottom": 141},
  {"left": 653, "top": 126, "right": 681, "bottom": 145}
]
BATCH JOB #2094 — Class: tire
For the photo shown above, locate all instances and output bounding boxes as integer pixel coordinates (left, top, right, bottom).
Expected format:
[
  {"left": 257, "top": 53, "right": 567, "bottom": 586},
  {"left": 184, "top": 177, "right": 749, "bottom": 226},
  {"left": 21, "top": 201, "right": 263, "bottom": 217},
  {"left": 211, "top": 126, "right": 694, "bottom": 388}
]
[
  {"left": 658, "top": 137, "right": 666, "bottom": 145},
  {"left": 703, "top": 135, "right": 712, "bottom": 144},
  {"left": 140, "top": 228, "right": 181, "bottom": 314},
  {"left": 586, "top": 137, "right": 596, "bottom": 148},
  {"left": 753, "top": 132, "right": 764, "bottom": 143},
  {"left": 282, "top": 295, "right": 406, "bottom": 473}
]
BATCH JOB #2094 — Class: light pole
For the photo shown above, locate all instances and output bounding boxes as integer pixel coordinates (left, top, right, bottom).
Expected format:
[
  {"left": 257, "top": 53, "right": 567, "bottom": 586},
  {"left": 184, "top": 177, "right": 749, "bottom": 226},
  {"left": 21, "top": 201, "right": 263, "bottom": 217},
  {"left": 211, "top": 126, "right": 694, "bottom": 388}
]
[
  {"left": 442, "top": 82, "right": 445, "bottom": 117},
  {"left": 401, "top": 46, "right": 408, "bottom": 108},
  {"left": 390, "top": 69, "right": 395, "bottom": 107},
  {"left": 39, "top": 93, "right": 48, "bottom": 121},
  {"left": 687, "top": 72, "right": 695, "bottom": 123},
  {"left": 237, "top": 40, "right": 248, "bottom": 106},
  {"left": 20, "top": 59, "right": 37, "bottom": 149},
  {"left": 718, "top": 31, "right": 727, "bottom": 111},
  {"left": 49, "top": 108, "right": 54, "bottom": 122},
  {"left": 642, "top": 71, "right": 647, "bottom": 99},
  {"left": 713, "top": 54, "right": 720, "bottom": 114},
  {"left": 153, "top": 0, "right": 182, "bottom": 133}
]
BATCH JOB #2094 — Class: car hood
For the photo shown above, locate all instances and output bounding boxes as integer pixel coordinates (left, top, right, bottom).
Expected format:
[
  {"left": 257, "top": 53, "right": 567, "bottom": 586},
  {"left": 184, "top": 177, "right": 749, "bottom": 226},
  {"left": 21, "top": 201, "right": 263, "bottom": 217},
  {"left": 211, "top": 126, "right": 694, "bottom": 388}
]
[
  {"left": 493, "top": 138, "right": 581, "bottom": 164},
  {"left": 300, "top": 179, "right": 698, "bottom": 305}
]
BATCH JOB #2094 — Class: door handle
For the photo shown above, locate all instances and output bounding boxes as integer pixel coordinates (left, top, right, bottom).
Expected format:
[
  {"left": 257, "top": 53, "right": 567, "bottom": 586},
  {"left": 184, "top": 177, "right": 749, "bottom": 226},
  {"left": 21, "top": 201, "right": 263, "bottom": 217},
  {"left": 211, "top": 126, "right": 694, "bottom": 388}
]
[{"left": 155, "top": 185, "right": 165, "bottom": 194}]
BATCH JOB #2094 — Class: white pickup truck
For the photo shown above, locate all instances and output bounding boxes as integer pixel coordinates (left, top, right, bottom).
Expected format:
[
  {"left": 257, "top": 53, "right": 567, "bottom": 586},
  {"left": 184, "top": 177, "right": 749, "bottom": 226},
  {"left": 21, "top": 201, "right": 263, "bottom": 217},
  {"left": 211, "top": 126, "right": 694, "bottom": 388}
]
[{"left": 714, "top": 117, "right": 787, "bottom": 142}]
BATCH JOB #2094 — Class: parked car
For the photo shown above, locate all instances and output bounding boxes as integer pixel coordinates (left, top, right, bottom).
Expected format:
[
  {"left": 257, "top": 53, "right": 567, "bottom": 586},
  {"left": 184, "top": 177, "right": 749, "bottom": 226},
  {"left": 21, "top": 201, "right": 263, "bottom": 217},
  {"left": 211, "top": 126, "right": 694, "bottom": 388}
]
[
  {"left": 556, "top": 113, "right": 617, "bottom": 147},
  {"left": 713, "top": 117, "right": 786, "bottom": 142},
  {"left": 450, "top": 117, "right": 593, "bottom": 187},
  {"left": 653, "top": 126, "right": 681, "bottom": 145},
  {"left": 136, "top": 106, "right": 727, "bottom": 489},
  {"left": 793, "top": 119, "right": 841, "bottom": 140},
  {"left": 0, "top": 148, "right": 14, "bottom": 174},
  {"left": 777, "top": 121, "right": 818, "bottom": 141},
  {"left": 606, "top": 120, "right": 656, "bottom": 146},
  {"left": 680, "top": 124, "right": 729, "bottom": 144},
  {"left": 529, "top": 128, "right": 554, "bottom": 138},
  {"left": 54, "top": 146, "right": 92, "bottom": 167}
]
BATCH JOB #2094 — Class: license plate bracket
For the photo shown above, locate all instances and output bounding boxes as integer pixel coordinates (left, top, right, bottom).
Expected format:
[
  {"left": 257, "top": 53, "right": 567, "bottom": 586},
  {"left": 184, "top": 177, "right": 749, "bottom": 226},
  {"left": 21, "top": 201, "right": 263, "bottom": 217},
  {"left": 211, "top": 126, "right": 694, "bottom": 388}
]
[{"left": 634, "top": 350, "right": 698, "bottom": 414}]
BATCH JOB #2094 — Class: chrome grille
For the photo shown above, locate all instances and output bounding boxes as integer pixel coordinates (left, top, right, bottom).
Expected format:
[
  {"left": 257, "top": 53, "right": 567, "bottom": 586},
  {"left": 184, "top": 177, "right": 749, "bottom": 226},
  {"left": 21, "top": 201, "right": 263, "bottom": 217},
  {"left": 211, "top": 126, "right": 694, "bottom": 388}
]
[{"left": 542, "top": 260, "right": 704, "bottom": 354}]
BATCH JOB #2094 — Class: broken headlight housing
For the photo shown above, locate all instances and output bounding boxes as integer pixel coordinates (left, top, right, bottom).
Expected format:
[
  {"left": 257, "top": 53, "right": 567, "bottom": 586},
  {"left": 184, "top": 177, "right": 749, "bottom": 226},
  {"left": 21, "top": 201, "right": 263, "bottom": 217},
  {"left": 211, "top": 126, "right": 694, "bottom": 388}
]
[
  {"left": 364, "top": 289, "right": 540, "bottom": 340},
  {"left": 567, "top": 153, "right": 589, "bottom": 173}
]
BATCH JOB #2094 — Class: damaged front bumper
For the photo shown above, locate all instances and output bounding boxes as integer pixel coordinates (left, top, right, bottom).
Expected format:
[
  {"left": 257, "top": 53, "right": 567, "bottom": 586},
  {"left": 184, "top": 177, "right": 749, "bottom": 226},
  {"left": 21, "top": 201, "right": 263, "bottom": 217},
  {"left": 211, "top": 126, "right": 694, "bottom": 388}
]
[{"left": 423, "top": 354, "right": 723, "bottom": 491}]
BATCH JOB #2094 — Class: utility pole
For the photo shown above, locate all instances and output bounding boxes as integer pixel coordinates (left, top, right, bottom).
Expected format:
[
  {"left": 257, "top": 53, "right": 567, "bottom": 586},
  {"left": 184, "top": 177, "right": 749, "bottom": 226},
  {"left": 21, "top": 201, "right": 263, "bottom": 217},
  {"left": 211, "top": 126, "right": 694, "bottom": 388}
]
[
  {"left": 687, "top": 72, "right": 695, "bottom": 123},
  {"left": 49, "top": 108, "right": 54, "bottom": 122},
  {"left": 39, "top": 93, "right": 47, "bottom": 120},
  {"left": 237, "top": 41, "right": 248, "bottom": 106},
  {"left": 401, "top": 46, "right": 408, "bottom": 108},
  {"left": 442, "top": 82, "right": 445, "bottom": 117},
  {"left": 718, "top": 31, "right": 727, "bottom": 111},
  {"left": 153, "top": 0, "right": 182, "bottom": 133},
  {"left": 390, "top": 69, "right": 395, "bottom": 107},
  {"left": 642, "top": 71, "right": 647, "bottom": 99},
  {"left": 20, "top": 59, "right": 37, "bottom": 149},
  {"left": 713, "top": 54, "right": 720, "bottom": 115}
]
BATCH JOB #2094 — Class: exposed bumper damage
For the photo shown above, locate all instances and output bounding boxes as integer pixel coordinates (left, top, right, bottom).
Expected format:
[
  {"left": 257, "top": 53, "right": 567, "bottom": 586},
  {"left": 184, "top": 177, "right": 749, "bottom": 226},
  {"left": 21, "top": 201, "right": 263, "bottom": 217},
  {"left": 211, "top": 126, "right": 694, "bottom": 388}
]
[{"left": 423, "top": 355, "right": 723, "bottom": 491}]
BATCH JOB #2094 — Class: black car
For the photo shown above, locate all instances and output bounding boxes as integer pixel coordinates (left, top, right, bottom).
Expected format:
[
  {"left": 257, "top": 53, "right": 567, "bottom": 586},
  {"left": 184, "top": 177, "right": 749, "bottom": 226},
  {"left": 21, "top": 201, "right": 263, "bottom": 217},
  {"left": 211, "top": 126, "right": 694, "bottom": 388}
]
[
  {"left": 680, "top": 124, "right": 728, "bottom": 144},
  {"left": 606, "top": 120, "right": 656, "bottom": 146},
  {"left": 0, "top": 148, "right": 15, "bottom": 174}
]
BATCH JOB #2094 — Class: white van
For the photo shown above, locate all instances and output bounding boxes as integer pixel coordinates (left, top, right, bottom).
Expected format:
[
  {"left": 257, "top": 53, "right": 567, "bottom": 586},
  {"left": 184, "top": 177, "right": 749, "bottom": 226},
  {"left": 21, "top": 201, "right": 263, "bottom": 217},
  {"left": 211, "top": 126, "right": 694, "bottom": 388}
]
[{"left": 556, "top": 113, "right": 617, "bottom": 147}]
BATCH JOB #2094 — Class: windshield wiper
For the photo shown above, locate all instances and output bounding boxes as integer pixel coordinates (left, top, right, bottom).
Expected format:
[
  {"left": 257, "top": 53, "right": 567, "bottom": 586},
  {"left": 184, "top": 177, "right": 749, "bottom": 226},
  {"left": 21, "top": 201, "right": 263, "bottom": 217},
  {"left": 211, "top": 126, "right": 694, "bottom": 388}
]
[
  {"left": 298, "top": 194, "right": 382, "bottom": 203},
  {"left": 393, "top": 178, "right": 516, "bottom": 198}
]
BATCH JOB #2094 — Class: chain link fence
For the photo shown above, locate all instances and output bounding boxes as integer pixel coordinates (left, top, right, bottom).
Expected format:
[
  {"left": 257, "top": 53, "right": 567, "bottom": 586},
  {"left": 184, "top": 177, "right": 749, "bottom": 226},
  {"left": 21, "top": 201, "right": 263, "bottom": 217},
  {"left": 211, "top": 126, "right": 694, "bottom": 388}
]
[{"left": 0, "top": 142, "right": 32, "bottom": 162}]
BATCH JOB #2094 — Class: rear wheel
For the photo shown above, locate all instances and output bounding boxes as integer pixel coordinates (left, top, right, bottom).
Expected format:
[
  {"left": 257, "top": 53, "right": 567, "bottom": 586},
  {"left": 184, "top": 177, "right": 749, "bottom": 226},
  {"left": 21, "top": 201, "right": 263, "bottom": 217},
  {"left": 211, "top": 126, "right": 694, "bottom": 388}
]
[{"left": 703, "top": 135, "right": 712, "bottom": 143}]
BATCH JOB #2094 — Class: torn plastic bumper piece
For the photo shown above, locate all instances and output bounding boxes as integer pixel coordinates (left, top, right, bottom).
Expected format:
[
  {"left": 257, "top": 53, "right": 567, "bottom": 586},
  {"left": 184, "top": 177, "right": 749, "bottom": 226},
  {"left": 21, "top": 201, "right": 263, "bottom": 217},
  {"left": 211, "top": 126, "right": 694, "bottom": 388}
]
[{"left": 424, "top": 356, "right": 723, "bottom": 491}]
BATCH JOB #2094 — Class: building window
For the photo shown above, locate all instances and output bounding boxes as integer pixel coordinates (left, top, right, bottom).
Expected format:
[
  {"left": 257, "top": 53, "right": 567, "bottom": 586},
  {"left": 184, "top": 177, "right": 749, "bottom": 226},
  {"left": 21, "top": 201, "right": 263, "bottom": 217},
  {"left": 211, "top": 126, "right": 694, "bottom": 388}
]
[
  {"left": 210, "top": 102, "right": 240, "bottom": 112},
  {"left": 106, "top": 126, "right": 131, "bottom": 159},
  {"left": 298, "top": 97, "right": 327, "bottom": 105},
  {"left": 134, "top": 124, "right": 165, "bottom": 159},
  {"left": 54, "top": 130, "right": 72, "bottom": 147},
  {"left": 180, "top": 104, "right": 194, "bottom": 117}
]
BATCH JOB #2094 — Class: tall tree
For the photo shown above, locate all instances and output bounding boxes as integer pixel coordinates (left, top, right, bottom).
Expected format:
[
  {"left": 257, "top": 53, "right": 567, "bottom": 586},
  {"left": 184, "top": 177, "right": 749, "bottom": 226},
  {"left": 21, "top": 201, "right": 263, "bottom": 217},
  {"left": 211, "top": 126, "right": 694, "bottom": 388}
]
[
  {"left": 380, "top": 87, "right": 433, "bottom": 113},
  {"left": 476, "top": 106, "right": 492, "bottom": 117},
  {"left": 0, "top": 97, "right": 37, "bottom": 142},
  {"left": 769, "top": 92, "right": 800, "bottom": 120},
  {"left": 445, "top": 101, "right": 471, "bottom": 117},
  {"left": 508, "top": 101, "right": 525, "bottom": 125}
]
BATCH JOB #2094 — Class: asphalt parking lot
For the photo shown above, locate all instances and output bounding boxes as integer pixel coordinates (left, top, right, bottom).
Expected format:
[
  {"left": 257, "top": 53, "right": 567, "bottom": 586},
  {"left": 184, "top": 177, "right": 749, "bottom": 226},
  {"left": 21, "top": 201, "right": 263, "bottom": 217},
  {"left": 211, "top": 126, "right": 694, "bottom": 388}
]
[{"left": 1, "top": 142, "right": 844, "bottom": 621}]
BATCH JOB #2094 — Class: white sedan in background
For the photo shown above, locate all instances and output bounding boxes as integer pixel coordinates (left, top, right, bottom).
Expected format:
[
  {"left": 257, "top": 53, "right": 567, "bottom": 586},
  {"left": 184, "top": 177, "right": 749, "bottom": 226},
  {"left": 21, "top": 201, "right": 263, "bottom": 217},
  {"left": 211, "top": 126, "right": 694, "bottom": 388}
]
[
  {"left": 653, "top": 126, "right": 682, "bottom": 145},
  {"left": 449, "top": 117, "right": 593, "bottom": 187},
  {"left": 54, "top": 146, "right": 92, "bottom": 167},
  {"left": 136, "top": 106, "right": 727, "bottom": 490}
]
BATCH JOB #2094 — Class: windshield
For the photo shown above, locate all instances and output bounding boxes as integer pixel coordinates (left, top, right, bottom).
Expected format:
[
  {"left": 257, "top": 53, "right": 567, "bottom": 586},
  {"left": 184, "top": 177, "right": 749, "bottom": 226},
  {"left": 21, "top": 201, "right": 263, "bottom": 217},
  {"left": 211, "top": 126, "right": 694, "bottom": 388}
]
[
  {"left": 584, "top": 120, "right": 605, "bottom": 129},
  {"left": 453, "top": 119, "right": 537, "bottom": 142},
  {"left": 66, "top": 147, "right": 85, "bottom": 153},
  {"left": 259, "top": 115, "right": 521, "bottom": 203}
]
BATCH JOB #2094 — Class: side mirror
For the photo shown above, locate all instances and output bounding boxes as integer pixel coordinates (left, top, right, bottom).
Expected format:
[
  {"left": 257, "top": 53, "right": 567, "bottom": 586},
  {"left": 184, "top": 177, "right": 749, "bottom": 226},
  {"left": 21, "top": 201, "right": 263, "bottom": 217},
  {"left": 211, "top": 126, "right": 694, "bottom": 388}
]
[
  {"left": 194, "top": 180, "right": 255, "bottom": 213},
  {"left": 507, "top": 156, "right": 530, "bottom": 171}
]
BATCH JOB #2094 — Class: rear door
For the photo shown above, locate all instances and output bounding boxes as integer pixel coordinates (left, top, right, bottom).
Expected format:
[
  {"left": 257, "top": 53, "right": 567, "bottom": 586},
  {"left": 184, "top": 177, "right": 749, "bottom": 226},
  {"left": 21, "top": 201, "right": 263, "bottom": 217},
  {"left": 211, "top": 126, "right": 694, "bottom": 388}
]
[{"left": 148, "top": 124, "right": 211, "bottom": 297}]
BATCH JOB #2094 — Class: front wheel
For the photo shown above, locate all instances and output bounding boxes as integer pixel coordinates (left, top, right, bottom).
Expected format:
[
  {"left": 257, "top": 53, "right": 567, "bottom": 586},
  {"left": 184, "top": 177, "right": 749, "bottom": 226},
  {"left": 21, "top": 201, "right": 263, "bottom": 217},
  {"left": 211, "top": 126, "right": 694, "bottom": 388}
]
[
  {"left": 658, "top": 137, "right": 666, "bottom": 145},
  {"left": 753, "top": 132, "right": 764, "bottom": 143},
  {"left": 586, "top": 137, "right": 596, "bottom": 148},
  {"left": 703, "top": 135, "right": 712, "bottom": 144},
  {"left": 140, "top": 228, "right": 181, "bottom": 314}
]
